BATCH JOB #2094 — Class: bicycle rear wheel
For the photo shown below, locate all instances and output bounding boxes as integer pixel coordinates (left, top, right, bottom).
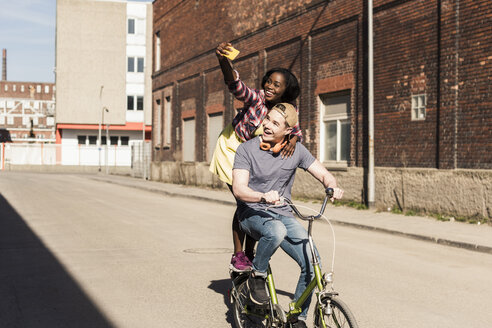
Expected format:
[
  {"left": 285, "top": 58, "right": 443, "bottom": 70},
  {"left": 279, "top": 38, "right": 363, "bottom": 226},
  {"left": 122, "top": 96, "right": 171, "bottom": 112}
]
[
  {"left": 231, "top": 275, "right": 271, "bottom": 328},
  {"left": 314, "top": 296, "right": 358, "bottom": 328}
]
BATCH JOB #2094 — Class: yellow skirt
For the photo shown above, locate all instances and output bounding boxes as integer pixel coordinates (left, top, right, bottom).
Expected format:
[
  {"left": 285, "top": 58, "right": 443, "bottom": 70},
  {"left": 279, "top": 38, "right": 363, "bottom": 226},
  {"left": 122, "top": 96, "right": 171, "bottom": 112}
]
[{"left": 209, "top": 123, "right": 262, "bottom": 185}]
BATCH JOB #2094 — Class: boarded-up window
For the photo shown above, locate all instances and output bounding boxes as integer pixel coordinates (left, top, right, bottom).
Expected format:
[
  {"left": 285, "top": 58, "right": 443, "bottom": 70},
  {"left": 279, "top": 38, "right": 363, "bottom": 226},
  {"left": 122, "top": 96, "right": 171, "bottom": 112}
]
[
  {"left": 183, "top": 118, "right": 195, "bottom": 161},
  {"left": 207, "top": 113, "right": 223, "bottom": 162}
]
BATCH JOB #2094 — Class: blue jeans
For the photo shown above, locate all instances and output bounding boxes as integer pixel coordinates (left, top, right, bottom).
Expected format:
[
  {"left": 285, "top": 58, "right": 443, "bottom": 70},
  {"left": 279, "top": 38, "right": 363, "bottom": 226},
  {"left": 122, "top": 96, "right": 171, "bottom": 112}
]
[{"left": 239, "top": 208, "right": 320, "bottom": 319}]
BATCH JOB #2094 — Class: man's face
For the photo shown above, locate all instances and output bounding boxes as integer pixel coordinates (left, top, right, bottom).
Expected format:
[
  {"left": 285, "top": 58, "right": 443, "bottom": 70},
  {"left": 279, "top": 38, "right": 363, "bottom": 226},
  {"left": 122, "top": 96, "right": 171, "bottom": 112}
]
[{"left": 262, "top": 110, "right": 292, "bottom": 143}]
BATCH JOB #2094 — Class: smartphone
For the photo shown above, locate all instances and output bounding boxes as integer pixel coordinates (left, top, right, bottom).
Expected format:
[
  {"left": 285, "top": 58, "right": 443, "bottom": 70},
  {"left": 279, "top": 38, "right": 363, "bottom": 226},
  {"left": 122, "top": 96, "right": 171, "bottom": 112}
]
[{"left": 223, "top": 46, "right": 240, "bottom": 60}]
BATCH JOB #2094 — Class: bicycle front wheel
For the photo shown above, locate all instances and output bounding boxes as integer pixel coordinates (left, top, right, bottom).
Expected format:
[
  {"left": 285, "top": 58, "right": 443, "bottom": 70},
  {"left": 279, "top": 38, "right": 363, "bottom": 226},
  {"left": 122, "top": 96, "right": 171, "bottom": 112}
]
[
  {"left": 231, "top": 275, "right": 271, "bottom": 328},
  {"left": 314, "top": 296, "right": 358, "bottom": 328}
]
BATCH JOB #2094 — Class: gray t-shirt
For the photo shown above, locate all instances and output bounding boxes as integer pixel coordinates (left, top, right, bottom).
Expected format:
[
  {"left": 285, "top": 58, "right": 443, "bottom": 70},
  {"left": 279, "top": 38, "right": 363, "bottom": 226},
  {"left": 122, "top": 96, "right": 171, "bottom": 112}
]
[{"left": 233, "top": 136, "right": 316, "bottom": 217}]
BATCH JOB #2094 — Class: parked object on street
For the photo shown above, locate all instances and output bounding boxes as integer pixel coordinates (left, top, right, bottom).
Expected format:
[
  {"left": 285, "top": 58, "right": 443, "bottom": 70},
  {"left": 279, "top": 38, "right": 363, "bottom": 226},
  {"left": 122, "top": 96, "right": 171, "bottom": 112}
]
[{"left": 0, "top": 129, "right": 12, "bottom": 142}]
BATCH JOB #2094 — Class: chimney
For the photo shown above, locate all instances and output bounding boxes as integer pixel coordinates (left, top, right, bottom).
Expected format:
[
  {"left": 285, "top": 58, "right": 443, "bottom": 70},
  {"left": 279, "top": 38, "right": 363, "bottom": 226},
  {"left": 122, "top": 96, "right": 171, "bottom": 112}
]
[{"left": 2, "top": 49, "right": 6, "bottom": 81}]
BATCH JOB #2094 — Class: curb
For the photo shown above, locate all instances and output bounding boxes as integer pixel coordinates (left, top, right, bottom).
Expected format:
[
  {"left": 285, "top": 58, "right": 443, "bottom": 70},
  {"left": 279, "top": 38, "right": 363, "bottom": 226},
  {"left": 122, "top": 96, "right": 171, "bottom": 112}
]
[
  {"left": 89, "top": 176, "right": 492, "bottom": 256},
  {"left": 329, "top": 220, "right": 492, "bottom": 255}
]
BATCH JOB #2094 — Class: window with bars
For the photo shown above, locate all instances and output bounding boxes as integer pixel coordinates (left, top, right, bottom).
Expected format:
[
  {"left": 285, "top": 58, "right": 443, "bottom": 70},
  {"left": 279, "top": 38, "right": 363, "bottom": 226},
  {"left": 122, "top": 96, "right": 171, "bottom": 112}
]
[{"left": 411, "top": 94, "right": 426, "bottom": 120}]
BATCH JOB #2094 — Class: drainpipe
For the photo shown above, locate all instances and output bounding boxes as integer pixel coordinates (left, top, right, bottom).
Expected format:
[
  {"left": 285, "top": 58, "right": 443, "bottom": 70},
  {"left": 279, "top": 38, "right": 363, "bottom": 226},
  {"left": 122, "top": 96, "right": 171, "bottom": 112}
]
[
  {"left": 453, "top": 0, "right": 460, "bottom": 169},
  {"left": 368, "top": 0, "right": 375, "bottom": 208}
]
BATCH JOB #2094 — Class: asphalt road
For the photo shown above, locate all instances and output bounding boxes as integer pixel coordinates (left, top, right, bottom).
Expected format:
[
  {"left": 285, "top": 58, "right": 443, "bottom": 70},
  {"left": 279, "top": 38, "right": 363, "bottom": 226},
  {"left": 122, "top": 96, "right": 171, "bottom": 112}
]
[{"left": 1, "top": 172, "right": 491, "bottom": 328}]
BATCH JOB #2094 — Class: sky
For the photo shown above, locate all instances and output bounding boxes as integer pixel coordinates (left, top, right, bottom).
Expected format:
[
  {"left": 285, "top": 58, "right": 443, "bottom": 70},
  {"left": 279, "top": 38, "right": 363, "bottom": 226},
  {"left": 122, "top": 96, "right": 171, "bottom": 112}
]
[{"left": 0, "top": 0, "right": 152, "bottom": 84}]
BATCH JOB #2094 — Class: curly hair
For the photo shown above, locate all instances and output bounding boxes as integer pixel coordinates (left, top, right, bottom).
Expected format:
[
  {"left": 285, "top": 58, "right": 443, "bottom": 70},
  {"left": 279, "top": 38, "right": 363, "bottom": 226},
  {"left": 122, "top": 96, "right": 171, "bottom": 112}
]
[{"left": 261, "top": 68, "right": 300, "bottom": 104}]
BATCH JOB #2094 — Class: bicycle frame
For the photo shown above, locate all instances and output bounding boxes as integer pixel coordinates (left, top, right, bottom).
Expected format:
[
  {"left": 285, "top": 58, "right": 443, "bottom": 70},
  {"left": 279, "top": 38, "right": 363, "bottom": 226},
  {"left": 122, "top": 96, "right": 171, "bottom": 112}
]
[
  {"left": 265, "top": 227, "right": 325, "bottom": 319},
  {"left": 264, "top": 194, "right": 333, "bottom": 326}
]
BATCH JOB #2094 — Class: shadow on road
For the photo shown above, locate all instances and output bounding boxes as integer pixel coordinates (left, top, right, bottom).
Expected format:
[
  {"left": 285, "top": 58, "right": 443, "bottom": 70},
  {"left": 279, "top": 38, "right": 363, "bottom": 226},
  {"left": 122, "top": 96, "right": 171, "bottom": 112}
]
[
  {"left": 208, "top": 279, "right": 234, "bottom": 325},
  {"left": 0, "top": 193, "right": 114, "bottom": 328}
]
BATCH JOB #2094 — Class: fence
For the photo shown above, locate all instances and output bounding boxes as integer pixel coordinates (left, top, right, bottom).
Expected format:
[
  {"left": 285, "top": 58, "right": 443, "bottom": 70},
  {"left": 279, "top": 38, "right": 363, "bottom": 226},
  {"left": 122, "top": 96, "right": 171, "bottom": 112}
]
[
  {"left": 0, "top": 142, "right": 145, "bottom": 170},
  {"left": 130, "top": 141, "right": 151, "bottom": 179}
]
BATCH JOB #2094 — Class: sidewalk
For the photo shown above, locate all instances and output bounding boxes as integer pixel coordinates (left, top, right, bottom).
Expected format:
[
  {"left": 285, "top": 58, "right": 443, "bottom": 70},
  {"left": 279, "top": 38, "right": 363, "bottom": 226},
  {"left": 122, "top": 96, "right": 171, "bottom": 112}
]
[{"left": 87, "top": 174, "right": 492, "bottom": 255}]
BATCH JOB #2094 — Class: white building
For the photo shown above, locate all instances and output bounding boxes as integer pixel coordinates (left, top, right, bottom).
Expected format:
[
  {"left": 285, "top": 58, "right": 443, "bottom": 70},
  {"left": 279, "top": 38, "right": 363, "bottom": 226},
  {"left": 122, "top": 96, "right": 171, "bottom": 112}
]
[{"left": 55, "top": 0, "right": 152, "bottom": 166}]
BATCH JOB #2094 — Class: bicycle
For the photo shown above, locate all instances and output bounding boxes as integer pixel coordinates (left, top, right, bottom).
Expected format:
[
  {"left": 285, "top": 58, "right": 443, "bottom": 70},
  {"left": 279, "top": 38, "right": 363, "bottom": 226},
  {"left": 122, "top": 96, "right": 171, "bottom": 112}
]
[{"left": 229, "top": 188, "right": 359, "bottom": 328}]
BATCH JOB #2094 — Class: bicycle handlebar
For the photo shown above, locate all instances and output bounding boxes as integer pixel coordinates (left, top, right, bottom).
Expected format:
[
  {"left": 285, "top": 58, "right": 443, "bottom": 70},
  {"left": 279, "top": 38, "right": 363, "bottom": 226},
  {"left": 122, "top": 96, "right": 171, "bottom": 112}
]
[{"left": 282, "top": 187, "right": 334, "bottom": 221}]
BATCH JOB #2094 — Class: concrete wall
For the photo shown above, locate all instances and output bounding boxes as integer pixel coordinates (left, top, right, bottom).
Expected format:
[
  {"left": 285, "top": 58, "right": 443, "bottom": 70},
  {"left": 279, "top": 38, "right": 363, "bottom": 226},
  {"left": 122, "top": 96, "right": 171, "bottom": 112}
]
[
  {"left": 151, "top": 161, "right": 491, "bottom": 219},
  {"left": 56, "top": 0, "right": 127, "bottom": 125}
]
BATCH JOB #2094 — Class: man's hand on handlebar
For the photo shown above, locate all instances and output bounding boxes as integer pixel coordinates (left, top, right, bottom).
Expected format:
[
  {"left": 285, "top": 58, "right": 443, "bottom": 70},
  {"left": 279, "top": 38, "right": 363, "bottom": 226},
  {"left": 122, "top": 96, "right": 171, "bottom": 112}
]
[
  {"left": 261, "top": 190, "right": 281, "bottom": 205},
  {"left": 329, "top": 187, "right": 344, "bottom": 203}
]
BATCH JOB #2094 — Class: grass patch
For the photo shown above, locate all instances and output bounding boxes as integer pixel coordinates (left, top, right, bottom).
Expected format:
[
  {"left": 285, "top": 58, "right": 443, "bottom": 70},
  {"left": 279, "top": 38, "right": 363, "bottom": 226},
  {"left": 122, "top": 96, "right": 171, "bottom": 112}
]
[
  {"left": 431, "top": 213, "right": 450, "bottom": 222},
  {"left": 332, "top": 200, "right": 368, "bottom": 210},
  {"left": 391, "top": 206, "right": 402, "bottom": 214},
  {"left": 454, "top": 216, "right": 467, "bottom": 223},
  {"left": 392, "top": 207, "right": 491, "bottom": 225},
  {"left": 404, "top": 209, "right": 418, "bottom": 216}
]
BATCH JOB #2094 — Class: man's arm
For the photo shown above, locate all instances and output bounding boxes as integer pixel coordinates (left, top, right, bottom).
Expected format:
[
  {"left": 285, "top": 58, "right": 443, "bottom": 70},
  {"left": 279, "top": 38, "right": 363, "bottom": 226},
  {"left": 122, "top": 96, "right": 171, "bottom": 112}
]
[
  {"left": 232, "top": 169, "right": 280, "bottom": 204},
  {"left": 306, "top": 160, "right": 344, "bottom": 200},
  {"left": 306, "top": 160, "right": 337, "bottom": 188}
]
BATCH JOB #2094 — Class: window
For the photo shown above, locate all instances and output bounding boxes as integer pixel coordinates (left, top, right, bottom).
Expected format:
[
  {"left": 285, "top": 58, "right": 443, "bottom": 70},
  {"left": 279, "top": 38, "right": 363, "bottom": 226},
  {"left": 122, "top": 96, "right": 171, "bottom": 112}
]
[
  {"left": 47, "top": 117, "right": 54, "bottom": 126},
  {"left": 319, "top": 91, "right": 351, "bottom": 164},
  {"left": 88, "top": 136, "right": 97, "bottom": 145},
  {"left": 0, "top": 116, "right": 4, "bottom": 124},
  {"left": 110, "top": 136, "right": 118, "bottom": 145},
  {"left": 33, "top": 117, "right": 38, "bottom": 126},
  {"left": 3, "top": 85, "right": 7, "bottom": 91},
  {"left": 127, "top": 95, "right": 134, "bottom": 110},
  {"left": 13, "top": 85, "right": 16, "bottom": 92},
  {"left": 23, "top": 116, "right": 29, "bottom": 126},
  {"left": 128, "top": 18, "right": 135, "bottom": 34},
  {"left": 164, "top": 96, "right": 172, "bottom": 146},
  {"left": 207, "top": 113, "right": 223, "bottom": 161},
  {"left": 137, "top": 57, "right": 144, "bottom": 72},
  {"left": 136, "top": 96, "right": 144, "bottom": 110},
  {"left": 21, "top": 85, "right": 25, "bottom": 92},
  {"left": 121, "top": 136, "right": 129, "bottom": 146},
  {"left": 183, "top": 118, "right": 195, "bottom": 161},
  {"left": 411, "top": 94, "right": 426, "bottom": 120},
  {"left": 36, "top": 85, "right": 41, "bottom": 93},
  {"left": 77, "top": 136, "right": 86, "bottom": 145},
  {"left": 127, "top": 57, "right": 135, "bottom": 72},
  {"left": 154, "top": 32, "right": 161, "bottom": 72},
  {"left": 155, "top": 99, "right": 162, "bottom": 146},
  {"left": 7, "top": 116, "right": 13, "bottom": 125},
  {"left": 44, "top": 85, "right": 50, "bottom": 93}
]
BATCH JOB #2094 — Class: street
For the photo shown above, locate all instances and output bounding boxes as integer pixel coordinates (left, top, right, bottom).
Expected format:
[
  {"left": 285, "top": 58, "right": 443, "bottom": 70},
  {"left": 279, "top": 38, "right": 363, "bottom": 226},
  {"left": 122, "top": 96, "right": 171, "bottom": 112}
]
[{"left": 1, "top": 172, "right": 491, "bottom": 328}]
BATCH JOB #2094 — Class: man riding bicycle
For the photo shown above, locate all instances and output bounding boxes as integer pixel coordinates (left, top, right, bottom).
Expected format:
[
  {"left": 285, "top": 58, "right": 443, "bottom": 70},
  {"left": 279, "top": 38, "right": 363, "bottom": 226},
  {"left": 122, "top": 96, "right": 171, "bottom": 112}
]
[{"left": 232, "top": 103, "right": 344, "bottom": 327}]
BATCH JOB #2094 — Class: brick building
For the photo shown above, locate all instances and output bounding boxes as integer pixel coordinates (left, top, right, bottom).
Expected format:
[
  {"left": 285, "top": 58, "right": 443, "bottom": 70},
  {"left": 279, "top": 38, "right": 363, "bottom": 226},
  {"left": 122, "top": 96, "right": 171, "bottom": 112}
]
[
  {"left": 0, "top": 78, "right": 56, "bottom": 143},
  {"left": 151, "top": 0, "right": 491, "bottom": 216}
]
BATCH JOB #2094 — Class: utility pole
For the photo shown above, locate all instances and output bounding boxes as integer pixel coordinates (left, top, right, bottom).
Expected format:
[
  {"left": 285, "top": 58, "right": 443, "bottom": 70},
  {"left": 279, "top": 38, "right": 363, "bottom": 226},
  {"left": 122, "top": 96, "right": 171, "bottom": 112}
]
[{"left": 98, "top": 86, "right": 104, "bottom": 172}]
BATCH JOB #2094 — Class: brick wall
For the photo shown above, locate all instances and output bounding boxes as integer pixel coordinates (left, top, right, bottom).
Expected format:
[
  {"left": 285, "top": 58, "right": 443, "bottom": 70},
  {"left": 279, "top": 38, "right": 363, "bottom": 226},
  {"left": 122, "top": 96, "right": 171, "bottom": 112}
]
[
  {"left": 152, "top": 0, "right": 491, "bottom": 170},
  {"left": 0, "top": 81, "right": 56, "bottom": 142},
  {"left": 0, "top": 81, "right": 55, "bottom": 100}
]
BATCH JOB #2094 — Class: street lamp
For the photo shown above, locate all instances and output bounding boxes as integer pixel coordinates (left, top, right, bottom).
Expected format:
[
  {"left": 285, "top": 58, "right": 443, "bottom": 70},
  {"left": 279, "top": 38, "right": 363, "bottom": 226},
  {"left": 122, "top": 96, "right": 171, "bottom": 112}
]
[
  {"left": 98, "top": 85, "right": 104, "bottom": 172},
  {"left": 105, "top": 110, "right": 110, "bottom": 175},
  {"left": 99, "top": 106, "right": 109, "bottom": 172}
]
